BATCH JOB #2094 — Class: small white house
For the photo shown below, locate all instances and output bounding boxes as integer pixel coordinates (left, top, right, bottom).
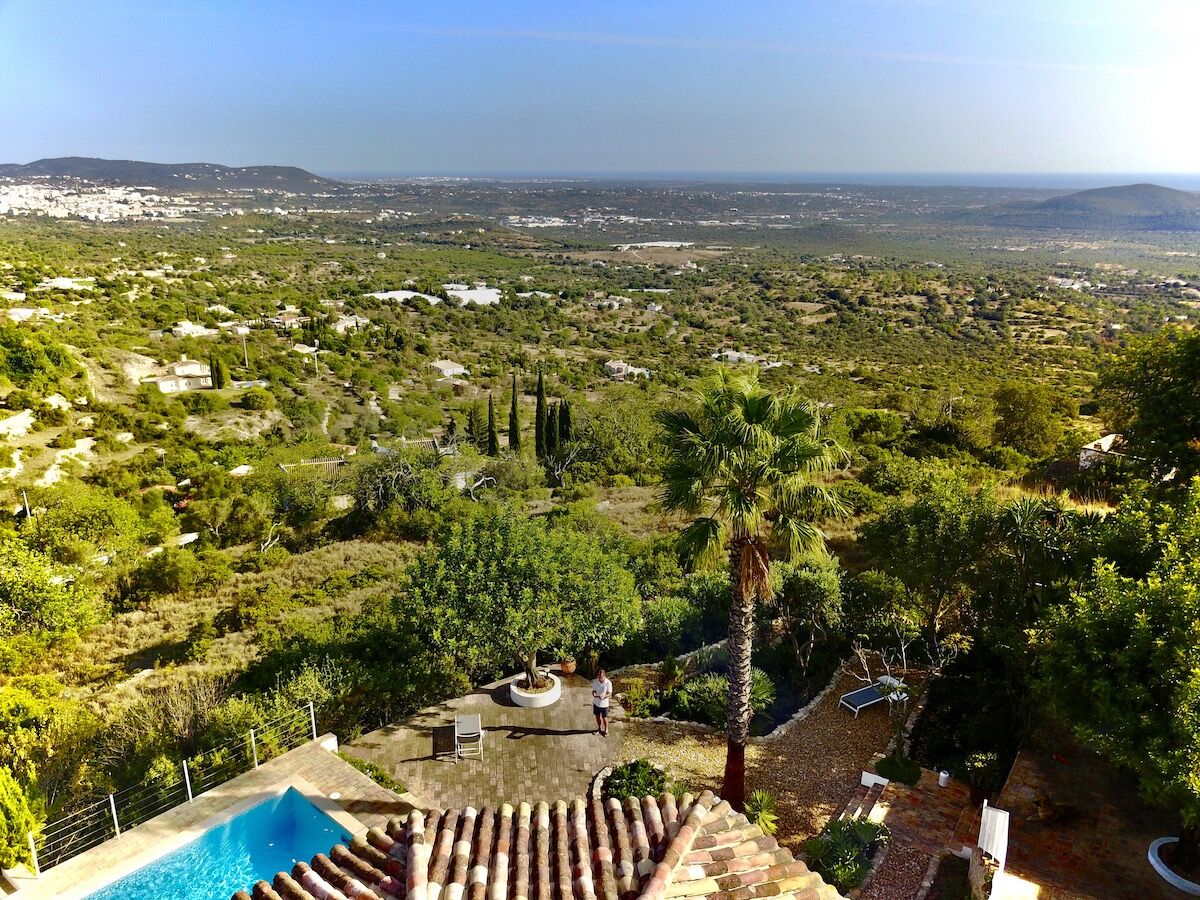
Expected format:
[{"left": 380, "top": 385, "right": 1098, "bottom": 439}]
[
  {"left": 429, "top": 359, "right": 468, "bottom": 379},
  {"left": 332, "top": 314, "right": 371, "bottom": 334},
  {"left": 604, "top": 360, "right": 650, "bottom": 381},
  {"left": 171, "top": 320, "right": 218, "bottom": 339},
  {"left": 1079, "top": 434, "right": 1125, "bottom": 469},
  {"left": 142, "top": 356, "right": 213, "bottom": 393}
]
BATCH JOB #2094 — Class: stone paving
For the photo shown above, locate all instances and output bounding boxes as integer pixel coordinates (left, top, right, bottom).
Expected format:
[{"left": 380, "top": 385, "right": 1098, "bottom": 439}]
[
  {"left": 868, "top": 766, "right": 972, "bottom": 856},
  {"left": 994, "top": 744, "right": 1180, "bottom": 899},
  {"left": 345, "top": 666, "right": 625, "bottom": 809}
]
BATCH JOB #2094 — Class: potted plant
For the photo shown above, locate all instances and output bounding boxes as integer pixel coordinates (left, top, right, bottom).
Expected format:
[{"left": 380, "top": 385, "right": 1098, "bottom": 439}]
[
  {"left": 960, "top": 751, "right": 1001, "bottom": 806},
  {"left": 560, "top": 654, "right": 577, "bottom": 676}
]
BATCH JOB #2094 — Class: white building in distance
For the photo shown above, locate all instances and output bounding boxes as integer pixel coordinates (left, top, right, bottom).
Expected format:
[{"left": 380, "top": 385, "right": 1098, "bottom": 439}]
[
  {"left": 171, "top": 320, "right": 218, "bottom": 338},
  {"left": 142, "top": 356, "right": 213, "bottom": 393},
  {"left": 604, "top": 360, "right": 650, "bottom": 380},
  {"left": 429, "top": 359, "right": 468, "bottom": 379}
]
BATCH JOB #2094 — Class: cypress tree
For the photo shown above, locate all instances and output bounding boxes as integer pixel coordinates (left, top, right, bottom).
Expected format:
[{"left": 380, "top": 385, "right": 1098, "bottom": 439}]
[
  {"left": 535, "top": 368, "right": 547, "bottom": 459},
  {"left": 559, "top": 399, "right": 572, "bottom": 445},
  {"left": 465, "top": 401, "right": 486, "bottom": 451},
  {"left": 545, "top": 402, "right": 559, "bottom": 457},
  {"left": 487, "top": 394, "right": 499, "bottom": 457},
  {"left": 210, "top": 353, "right": 228, "bottom": 389},
  {"left": 508, "top": 370, "right": 521, "bottom": 452}
]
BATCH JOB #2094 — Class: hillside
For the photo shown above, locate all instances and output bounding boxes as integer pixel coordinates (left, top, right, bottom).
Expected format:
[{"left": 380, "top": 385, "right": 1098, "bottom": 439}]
[
  {"left": 0, "top": 157, "right": 336, "bottom": 192},
  {"left": 956, "top": 183, "right": 1200, "bottom": 232}
]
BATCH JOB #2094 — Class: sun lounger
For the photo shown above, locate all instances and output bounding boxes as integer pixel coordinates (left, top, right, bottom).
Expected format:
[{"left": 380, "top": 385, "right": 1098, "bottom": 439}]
[{"left": 839, "top": 676, "right": 908, "bottom": 717}]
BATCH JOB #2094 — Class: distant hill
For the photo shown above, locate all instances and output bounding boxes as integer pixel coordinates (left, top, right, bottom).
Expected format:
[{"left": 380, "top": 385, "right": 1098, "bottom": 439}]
[
  {"left": 955, "top": 183, "right": 1200, "bottom": 231},
  {"left": 0, "top": 157, "right": 336, "bottom": 193}
]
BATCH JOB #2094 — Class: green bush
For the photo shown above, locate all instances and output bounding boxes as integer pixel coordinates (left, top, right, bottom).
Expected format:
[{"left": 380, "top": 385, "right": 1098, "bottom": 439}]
[
  {"left": 337, "top": 752, "right": 405, "bottom": 793},
  {"left": 639, "top": 596, "right": 704, "bottom": 657},
  {"left": 620, "top": 677, "right": 661, "bottom": 718},
  {"left": 876, "top": 754, "right": 921, "bottom": 785},
  {"left": 240, "top": 387, "right": 276, "bottom": 410},
  {"left": 672, "top": 668, "right": 775, "bottom": 728},
  {"left": 745, "top": 789, "right": 778, "bottom": 836},
  {"left": 0, "top": 766, "right": 37, "bottom": 869},
  {"left": 803, "top": 818, "right": 889, "bottom": 894},
  {"left": 602, "top": 759, "right": 668, "bottom": 801}
]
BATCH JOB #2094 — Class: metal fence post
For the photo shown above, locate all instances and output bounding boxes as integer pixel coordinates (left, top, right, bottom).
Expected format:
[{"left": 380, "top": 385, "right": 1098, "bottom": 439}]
[
  {"left": 250, "top": 729, "right": 259, "bottom": 768},
  {"left": 27, "top": 831, "right": 39, "bottom": 878},
  {"left": 183, "top": 759, "right": 193, "bottom": 802},
  {"left": 109, "top": 794, "right": 120, "bottom": 837},
  {"left": 308, "top": 701, "right": 317, "bottom": 740}
]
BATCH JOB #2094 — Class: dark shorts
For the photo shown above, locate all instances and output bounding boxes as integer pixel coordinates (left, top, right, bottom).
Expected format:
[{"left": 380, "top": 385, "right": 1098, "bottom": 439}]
[{"left": 593, "top": 704, "right": 609, "bottom": 718}]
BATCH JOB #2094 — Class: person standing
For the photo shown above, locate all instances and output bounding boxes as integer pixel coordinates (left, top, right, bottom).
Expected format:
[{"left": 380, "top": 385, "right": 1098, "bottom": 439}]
[{"left": 591, "top": 668, "right": 612, "bottom": 737}]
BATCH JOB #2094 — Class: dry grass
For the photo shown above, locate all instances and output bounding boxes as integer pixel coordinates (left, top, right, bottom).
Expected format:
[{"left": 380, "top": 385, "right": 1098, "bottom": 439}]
[{"left": 54, "top": 540, "right": 416, "bottom": 709}]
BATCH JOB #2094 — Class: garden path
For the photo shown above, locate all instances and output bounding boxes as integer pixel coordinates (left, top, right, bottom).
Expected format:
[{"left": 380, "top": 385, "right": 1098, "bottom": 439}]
[
  {"left": 620, "top": 669, "right": 899, "bottom": 853},
  {"left": 345, "top": 666, "right": 625, "bottom": 809}
]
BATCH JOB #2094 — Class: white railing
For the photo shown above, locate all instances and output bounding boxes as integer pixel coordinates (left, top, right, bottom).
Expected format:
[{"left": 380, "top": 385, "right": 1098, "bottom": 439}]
[{"left": 30, "top": 702, "right": 317, "bottom": 874}]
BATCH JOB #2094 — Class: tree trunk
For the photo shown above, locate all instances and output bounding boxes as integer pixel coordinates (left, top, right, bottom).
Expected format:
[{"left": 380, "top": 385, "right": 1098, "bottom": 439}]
[
  {"left": 724, "top": 537, "right": 757, "bottom": 811},
  {"left": 523, "top": 651, "right": 538, "bottom": 687},
  {"left": 1170, "top": 820, "right": 1200, "bottom": 877}
]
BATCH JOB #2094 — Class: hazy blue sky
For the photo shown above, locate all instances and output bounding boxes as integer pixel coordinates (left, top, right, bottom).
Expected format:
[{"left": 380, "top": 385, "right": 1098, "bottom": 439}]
[{"left": 1, "top": 0, "right": 1196, "bottom": 177}]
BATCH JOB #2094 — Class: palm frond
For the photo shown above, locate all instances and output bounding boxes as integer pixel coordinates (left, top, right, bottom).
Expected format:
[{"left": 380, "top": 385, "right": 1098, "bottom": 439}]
[{"left": 678, "top": 517, "right": 727, "bottom": 569}]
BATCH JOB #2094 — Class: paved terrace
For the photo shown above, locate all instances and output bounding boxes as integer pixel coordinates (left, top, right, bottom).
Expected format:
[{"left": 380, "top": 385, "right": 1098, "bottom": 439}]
[
  {"left": 346, "top": 666, "right": 625, "bottom": 808},
  {"left": 9, "top": 737, "right": 413, "bottom": 900}
]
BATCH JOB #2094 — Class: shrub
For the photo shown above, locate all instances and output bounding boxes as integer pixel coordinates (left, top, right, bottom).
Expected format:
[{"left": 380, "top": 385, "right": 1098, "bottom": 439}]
[
  {"left": 183, "top": 617, "right": 217, "bottom": 662},
  {"left": 639, "top": 596, "right": 703, "bottom": 657},
  {"left": 672, "top": 668, "right": 776, "bottom": 728},
  {"left": 876, "top": 754, "right": 921, "bottom": 785},
  {"left": 745, "top": 789, "right": 778, "bottom": 836},
  {"left": 957, "top": 751, "right": 1004, "bottom": 793},
  {"left": 620, "top": 678, "right": 661, "bottom": 718},
  {"left": 337, "top": 752, "right": 405, "bottom": 793},
  {"left": 0, "top": 766, "right": 37, "bottom": 869},
  {"left": 602, "top": 759, "right": 668, "bottom": 801},
  {"left": 803, "top": 819, "right": 889, "bottom": 894},
  {"left": 240, "top": 387, "right": 276, "bottom": 411},
  {"left": 836, "top": 480, "right": 886, "bottom": 515}
]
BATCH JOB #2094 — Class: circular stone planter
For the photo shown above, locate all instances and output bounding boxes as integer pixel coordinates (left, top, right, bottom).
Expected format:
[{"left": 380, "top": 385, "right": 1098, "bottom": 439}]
[
  {"left": 510, "top": 672, "right": 561, "bottom": 708},
  {"left": 1149, "top": 838, "right": 1200, "bottom": 895}
]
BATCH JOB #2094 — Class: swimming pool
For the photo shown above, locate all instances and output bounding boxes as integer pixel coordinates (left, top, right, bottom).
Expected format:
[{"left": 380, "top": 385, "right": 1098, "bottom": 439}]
[{"left": 85, "top": 787, "right": 351, "bottom": 900}]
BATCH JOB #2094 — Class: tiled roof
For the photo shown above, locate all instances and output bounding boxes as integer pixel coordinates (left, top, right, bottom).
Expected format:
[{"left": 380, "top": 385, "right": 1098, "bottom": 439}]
[{"left": 231, "top": 791, "right": 843, "bottom": 900}]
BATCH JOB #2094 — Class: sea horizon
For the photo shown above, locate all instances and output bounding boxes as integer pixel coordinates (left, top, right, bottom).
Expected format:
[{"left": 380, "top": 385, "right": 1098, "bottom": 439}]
[{"left": 321, "top": 170, "right": 1200, "bottom": 192}]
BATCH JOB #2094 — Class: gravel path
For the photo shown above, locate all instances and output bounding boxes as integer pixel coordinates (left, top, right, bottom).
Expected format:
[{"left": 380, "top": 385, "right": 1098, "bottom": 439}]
[
  {"left": 859, "top": 846, "right": 933, "bottom": 900},
  {"left": 620, "top": 669, "right": 903, "bottom": 853}
]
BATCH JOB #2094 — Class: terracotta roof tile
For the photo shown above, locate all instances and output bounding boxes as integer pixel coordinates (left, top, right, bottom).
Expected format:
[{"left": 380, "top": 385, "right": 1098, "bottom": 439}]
[{"left": 235, "top": 794, "right": 844, "bottom": 900}]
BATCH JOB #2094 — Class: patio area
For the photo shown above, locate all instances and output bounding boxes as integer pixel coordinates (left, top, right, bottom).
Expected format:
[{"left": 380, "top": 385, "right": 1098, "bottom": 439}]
[
  {"left": 993, "top": 737, "right": 1181, "bottom": 899},
  {"left": 345, "top": 665, "right": 625, "bottom": 808}
]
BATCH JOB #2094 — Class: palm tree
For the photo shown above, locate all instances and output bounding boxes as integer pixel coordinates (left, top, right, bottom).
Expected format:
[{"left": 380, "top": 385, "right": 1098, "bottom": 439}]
[{"left": 658, "top": 370, "right": 844, "bottom": 809}]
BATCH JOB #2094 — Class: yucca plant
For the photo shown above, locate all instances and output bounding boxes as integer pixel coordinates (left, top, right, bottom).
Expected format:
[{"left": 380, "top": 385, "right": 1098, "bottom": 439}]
[{"left": 745, "top": 789, "right": 778, "bottom": 836}]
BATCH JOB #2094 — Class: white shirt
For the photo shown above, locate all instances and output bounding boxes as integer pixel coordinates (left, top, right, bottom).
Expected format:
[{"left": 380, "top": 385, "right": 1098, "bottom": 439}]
[{"left": 591, "top": 677, "right": 612, "bottom": 709}]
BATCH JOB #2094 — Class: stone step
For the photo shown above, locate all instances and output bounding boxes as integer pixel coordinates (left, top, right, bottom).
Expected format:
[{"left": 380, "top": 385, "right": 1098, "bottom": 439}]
[{"left": 837, "top": 784, "right": 870, "bottom": 822}]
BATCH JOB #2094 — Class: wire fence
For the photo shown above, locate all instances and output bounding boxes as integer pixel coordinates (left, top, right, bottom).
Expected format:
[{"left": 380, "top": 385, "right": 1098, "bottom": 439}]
[{"left": 32, "top": 702, "right": 317, "bottom": 874}]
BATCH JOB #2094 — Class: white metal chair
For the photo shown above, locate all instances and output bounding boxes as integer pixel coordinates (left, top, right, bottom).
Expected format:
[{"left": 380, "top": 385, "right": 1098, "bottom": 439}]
[{"left": 454, "top": 713, "right": 484, "bottom": 760}]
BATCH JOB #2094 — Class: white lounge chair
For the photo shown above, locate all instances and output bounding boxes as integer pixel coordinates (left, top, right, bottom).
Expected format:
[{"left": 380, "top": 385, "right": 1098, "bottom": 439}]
[
  {"left": 454, "top": 713, "right": 484, "bottom": 760},
  {"left": 839, "top": 675, "right": 908, "bottom": 717}
]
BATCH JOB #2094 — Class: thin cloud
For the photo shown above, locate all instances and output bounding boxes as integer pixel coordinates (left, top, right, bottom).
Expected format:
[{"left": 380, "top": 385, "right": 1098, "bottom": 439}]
[{"left": 379, "top": 23, "right": 1155, "bottom": 76}]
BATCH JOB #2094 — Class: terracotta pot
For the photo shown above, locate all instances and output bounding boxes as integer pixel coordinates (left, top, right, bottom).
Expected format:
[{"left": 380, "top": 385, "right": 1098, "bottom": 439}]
[{"left": 561, "top": 657, "right": 577, "bottom": 676}]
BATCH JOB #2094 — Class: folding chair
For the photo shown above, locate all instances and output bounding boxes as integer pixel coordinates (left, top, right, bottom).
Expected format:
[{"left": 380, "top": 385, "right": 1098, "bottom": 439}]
[{"left": 454, "top": 713, "right": 484, "bottom": 760}]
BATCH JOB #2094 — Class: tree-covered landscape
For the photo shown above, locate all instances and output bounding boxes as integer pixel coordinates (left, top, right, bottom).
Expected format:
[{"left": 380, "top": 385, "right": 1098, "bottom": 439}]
[{"left": 0, "top": 173, "right": 1198, "bottom": 893}]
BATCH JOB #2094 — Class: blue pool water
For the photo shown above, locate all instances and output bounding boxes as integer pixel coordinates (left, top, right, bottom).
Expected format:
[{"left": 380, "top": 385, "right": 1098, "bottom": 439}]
[{"left": 85, "top": 787, "right": 350, "bottom": 900}]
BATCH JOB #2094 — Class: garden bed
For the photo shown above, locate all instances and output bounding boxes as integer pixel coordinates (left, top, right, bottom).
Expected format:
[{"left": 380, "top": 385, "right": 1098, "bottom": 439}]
[
  {"left": 616, "top": 640, "right": 845, "bottom": 736},
  {"left": 908, "top": 646, "right": 1023, "bottom": 797}
]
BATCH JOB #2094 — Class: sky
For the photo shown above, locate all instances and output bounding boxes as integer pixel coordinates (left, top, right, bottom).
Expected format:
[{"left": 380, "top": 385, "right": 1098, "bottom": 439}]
[{"left": 0, "top": 0, "right": 1197, "bottom": 179}]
